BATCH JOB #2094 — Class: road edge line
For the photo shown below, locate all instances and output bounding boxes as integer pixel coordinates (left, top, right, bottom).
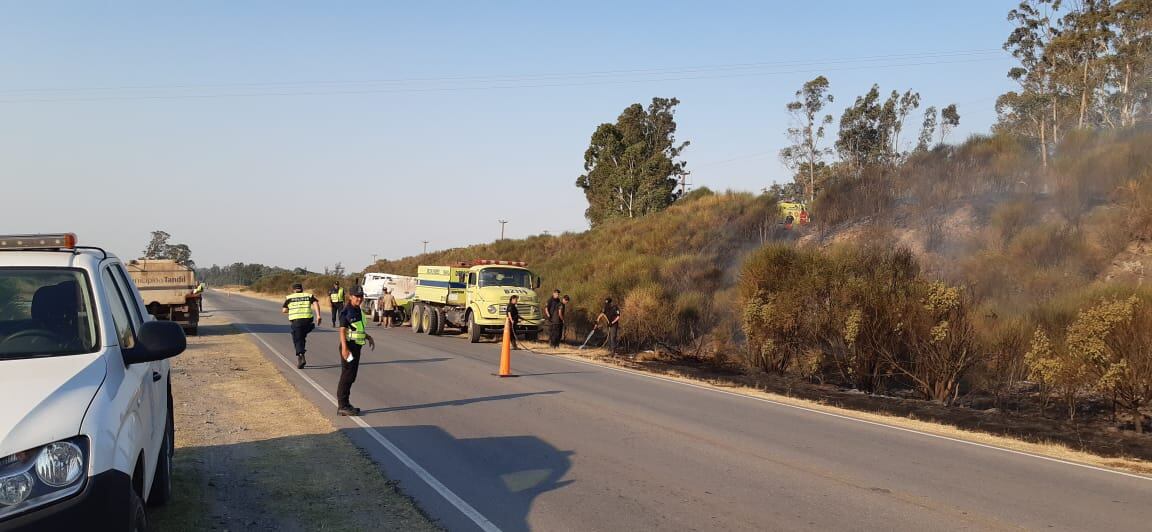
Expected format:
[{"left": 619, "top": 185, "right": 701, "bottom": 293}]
[
  {"left": 553, "top": 353, "right": 1152, "bottom": 482},
  {"left": 218, "top": 303, "right": 501, "bottom": 532}
]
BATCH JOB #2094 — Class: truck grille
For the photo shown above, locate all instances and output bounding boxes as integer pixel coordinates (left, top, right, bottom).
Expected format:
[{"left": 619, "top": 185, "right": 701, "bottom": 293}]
[{"left": 500, "top": 304, "right": 536, "bottom": 317}]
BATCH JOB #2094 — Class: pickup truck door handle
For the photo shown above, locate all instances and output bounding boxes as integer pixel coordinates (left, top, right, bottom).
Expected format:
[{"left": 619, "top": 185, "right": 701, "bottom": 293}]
[{"left": 152, "top": 371, "right": 162, "bottom": 382}]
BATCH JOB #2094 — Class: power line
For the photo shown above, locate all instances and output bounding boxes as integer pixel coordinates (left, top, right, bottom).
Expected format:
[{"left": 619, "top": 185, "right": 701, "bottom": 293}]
[
  {"left": 0, "top": 48, "right": 1004, "bottom": 96},
  {"left": 0, "top": 56, "right": 1008, "bottom": 104}
]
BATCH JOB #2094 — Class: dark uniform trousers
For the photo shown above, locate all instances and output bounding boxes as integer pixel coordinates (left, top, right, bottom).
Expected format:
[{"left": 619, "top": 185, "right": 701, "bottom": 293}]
[
  {"left": 549, "top": 321, "right": 564, "bottom": 348},
  {"left": 337, "top": 342, "right": 363, "bottom": 408},
  {"left": 607, "top": 323, "right": 619, "bottom": 354},
  {"left": 330, "top": 302, "right": 344, "bottom": 326},
  {"left": 290, "top": 318, "right": 315, "bottom": 355}
]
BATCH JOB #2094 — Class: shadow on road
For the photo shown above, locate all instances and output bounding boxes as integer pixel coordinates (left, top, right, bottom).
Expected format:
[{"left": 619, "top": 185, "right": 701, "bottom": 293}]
[
  {"left": 346, "top": 424, "right": 575, "bottom": 532},
  {"left": 360, "top": 390, "right": 562, "bottom": 414},
  {"left": 303, "top": 357, "right": 453, "bottom": 370}
]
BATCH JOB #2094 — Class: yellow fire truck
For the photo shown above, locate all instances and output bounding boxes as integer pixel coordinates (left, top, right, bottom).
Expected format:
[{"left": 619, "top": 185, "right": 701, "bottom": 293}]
[{"left": 410, "top": 259, "right": 543, "bottom": 342}]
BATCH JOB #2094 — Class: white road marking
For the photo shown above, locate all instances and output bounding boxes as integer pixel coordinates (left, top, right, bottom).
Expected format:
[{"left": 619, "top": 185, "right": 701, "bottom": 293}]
[{"left": 217, "top": 292, "right": 502, "bottom": 532}]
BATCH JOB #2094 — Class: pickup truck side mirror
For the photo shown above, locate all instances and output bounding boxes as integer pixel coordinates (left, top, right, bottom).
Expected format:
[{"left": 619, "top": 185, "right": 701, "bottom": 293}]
[
  {"left": 124, "top": 320, "right": 187, "bottom": 365},
  {"left": 535, "top": 277, "right": 542, "bottom": 289}
]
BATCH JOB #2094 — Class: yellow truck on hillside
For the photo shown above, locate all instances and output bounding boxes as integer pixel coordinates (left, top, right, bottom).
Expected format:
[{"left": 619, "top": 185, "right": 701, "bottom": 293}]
[{"left": 410, "top": 259, "right": 543, "bottom": 343}]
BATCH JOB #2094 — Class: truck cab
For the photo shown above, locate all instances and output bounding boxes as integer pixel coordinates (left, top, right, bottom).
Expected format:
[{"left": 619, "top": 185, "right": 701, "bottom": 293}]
[{"left": 410, "top": 260, "right": 543, "bottom": 343}]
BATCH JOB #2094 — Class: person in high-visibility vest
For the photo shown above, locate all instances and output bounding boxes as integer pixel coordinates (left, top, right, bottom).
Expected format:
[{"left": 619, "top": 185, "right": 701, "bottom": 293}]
[
  {"left": 328, "top": 281, "right": 346, "bottom": 327},
  {"left": 193, "top": 281, "right": 206, "bottom": 311},
  {"left": 337, "top": 286, "right": 374, "bottom": 416},
  {"left": 282, "top": 282, "right": 322, "bottom": 369}
]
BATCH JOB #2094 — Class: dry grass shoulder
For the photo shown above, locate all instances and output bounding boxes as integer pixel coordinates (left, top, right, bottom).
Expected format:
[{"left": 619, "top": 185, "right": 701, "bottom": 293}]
[
  {"left": 150, "top": 313, "right": 439, "bottom": 531},
  {"left": 524, "top": 340, "right": 1152, "bottom": 477}
]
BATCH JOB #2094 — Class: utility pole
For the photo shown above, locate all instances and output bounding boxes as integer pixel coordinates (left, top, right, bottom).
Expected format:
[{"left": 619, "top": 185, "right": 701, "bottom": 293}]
[
  {"left": 422, "top": 241, "right": 429, "bottom": 254},
  {"left": 498, "top": 219, "right": 508, "bottom": 240},
  {"left": 371, "top": 254, "right": 377, "bottom": 264},
  {"left": 678, "top": 174, "right": 693, "bottom": 196}
]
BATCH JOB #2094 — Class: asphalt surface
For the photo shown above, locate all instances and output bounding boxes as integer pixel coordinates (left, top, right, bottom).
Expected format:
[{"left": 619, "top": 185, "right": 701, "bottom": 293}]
[{"left": 208, "top": 291, "right": 1152, "bottom": 531}]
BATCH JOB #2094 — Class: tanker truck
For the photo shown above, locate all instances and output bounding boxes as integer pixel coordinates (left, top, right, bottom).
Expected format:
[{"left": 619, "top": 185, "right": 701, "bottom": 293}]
[{"left": 409, "top": 259, "right": 543, "bottom": 343}]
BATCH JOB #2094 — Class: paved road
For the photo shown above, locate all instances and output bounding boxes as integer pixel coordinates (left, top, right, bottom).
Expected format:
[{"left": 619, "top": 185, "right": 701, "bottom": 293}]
[{"left": 207, "top": 291, "right": 1152, "bottom": 531}]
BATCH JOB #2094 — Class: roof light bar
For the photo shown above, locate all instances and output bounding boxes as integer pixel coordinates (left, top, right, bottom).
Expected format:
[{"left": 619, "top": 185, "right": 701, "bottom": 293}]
[
  {"left": 473, "top": 259, "right": 528, "bottom": 267},
  {"left": 0, "top": 233, "right": 78, "bottom": 250}
]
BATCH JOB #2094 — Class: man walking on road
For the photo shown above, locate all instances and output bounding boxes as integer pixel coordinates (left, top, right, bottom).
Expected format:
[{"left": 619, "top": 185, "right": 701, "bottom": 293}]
[
  {"left": 328, "top": 281, "right": 345, "bottom": 327},
  {"left": 338, "top": 286, "right": 374, "bottom": 416},
  {"left": 376, "top": 288, "right": 398, "bottom": 328},
  {"left": 282, "top": 282, "right": 322, "bottom": 369},
  {"left": 603, "top": 297, "right": 621, "bottom": 356}
]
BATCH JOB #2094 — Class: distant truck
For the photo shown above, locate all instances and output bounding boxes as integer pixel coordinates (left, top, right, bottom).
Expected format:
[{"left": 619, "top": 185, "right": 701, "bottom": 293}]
[
  {"left": 410, "top": 259, "right": 543, "bottom": 343},
  {"left": 125, "top": 259, "right": 200, "bottom": 335},
  {"left": 362, "top": 272, "right": 417, "bottom": 325}
]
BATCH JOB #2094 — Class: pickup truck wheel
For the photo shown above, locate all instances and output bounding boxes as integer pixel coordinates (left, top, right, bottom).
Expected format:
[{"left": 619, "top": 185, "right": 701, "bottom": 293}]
[
  {"left": 147, "top": 408, "right": 174, "bottom": 506},
  {"left": 129, "top": 486, "right": 147, "bottom": 532},
  {"left": 426, "top": 307, "right": 440, "bottom": 336},
  {"left": 468, "top": 314, "right": 481, "bottom": 343},
  {"left": 411, "top": 305, "right": 425, "bottom": 333}
]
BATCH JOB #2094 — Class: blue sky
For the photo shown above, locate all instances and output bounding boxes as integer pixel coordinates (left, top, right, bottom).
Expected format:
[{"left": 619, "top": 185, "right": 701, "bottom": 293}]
[{"left": 0, "top": 1, "right": 1018, "bottom": 271}]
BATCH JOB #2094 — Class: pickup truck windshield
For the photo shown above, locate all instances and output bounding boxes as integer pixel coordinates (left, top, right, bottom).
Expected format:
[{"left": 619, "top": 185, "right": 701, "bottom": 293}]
[
  {"left": 0, "top": 269, "right": 99, "bottom": 359},
  {"left": 478, "top": 268, "right": 534, "bottom": 289}
]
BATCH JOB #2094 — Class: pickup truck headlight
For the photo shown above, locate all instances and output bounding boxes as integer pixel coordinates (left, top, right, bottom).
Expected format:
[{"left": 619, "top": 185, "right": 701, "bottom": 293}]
[
  {"left": 0, "top": 437, "right": 88, "bottom": 518},
  {"left": 35, "top": 442, "right": 84, "bottom": 487}
]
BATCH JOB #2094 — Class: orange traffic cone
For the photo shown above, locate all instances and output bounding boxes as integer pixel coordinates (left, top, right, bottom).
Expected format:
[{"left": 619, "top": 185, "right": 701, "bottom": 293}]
[{"left": 496, "top": 317, "right": 517, "bottom": 377}]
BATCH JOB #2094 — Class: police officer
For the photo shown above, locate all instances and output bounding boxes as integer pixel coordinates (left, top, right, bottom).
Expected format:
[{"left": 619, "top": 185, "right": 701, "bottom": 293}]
[
  {"left": 328, "top": 281, "right": 345, "bottom": 327},
  {"left": 193, "top": 281, "right": 206, "bottom": 311},
  {"left": 337, "top": 286, "right": 374, "bottom": 416},
  {"left": 282, "top": 282, "right": 322, "bottom": 368}
]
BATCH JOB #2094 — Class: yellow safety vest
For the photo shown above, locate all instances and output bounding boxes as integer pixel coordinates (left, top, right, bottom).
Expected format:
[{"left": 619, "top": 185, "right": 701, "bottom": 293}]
[
  {"left": 286, "top": 293, "right": 315, "bottom": 320},
  {"left": 345, "top": 312, "right": 367, "bottom": 345},
  {"left": 194, "top": 283, "right": 205, "bottom": 294},
  {"left": 329, "top": 287, "right": 345, "bottom": 303}
]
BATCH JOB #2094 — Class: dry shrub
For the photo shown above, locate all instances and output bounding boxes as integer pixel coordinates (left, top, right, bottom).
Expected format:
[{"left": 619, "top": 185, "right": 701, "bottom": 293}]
[
  {"left": 619, "top": 284, "right": 676, "bottom": 350},
  {"left": 970, "top": 313, "right": 1031, "bottom": 410},
  {"left": 990, "top": 200, "right": 1037, "bottom": 245},
  {"left": 1031, "top": 288, "right": 1152, "bottom": 431},
  {"left": 740, "top": 241, "right": 983, "bottom": 401}
]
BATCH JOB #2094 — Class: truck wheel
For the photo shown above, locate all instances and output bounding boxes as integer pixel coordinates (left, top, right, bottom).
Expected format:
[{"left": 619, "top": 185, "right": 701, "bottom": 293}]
[
  {"left": 147, "top": 406, "right": 174, "bottom": 506},
  {"left": 468, "top": 313, "right": 482, "bottom": 343},
  {"left": 129, "top": 484, "right": 147, "bottom": 532},
  {"left": 425, "top": 307, "right": 440, "bottom": 335},
  {"left": 411, "top": 305, "right": 425, "bottom": 333},
  {"left": 526, "top": 330, "right": 539, "bottom": 342},
  {"left": 392, "top": 309, "right": 405, "bottom": 326}
]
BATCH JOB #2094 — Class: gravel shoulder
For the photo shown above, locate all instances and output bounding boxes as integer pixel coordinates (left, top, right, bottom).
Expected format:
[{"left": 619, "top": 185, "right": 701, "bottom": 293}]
[{"left": 149, "top": 313, "right": 439, "bottom": 531}]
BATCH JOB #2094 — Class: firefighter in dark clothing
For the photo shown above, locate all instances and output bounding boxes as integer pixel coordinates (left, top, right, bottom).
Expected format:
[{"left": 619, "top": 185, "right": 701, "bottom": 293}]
[
  {"left": 328, "top": 281, "right": 345, "bottom": 327},
  {"left": 603, "top": 297, "right": 621, "bottom": 356},
  {"left": 506, "top": 294, "right": 522, "bottom": 350},
  {"left": 337, "top": 286, "right": 374, "bottom": 416},
  {"left": 548, "top": 293, "right": 566, "bottom": 348},
  {"left": 282, "top": 282, "right": 322, "bottom": 369}
]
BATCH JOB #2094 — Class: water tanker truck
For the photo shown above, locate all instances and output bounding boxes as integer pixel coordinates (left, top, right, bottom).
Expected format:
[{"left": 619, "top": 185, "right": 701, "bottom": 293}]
[{"left": 409, "top": 259, "right": 543, "bottom": 343}]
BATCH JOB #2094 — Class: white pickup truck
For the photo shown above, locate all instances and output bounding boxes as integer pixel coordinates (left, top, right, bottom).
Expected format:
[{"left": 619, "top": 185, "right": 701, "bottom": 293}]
[
  {"left": 362, "top": 272, "right": 416, "bottom": 325},
  {"left": 0, "top": 234, "right": 186, "bottom": 531}
]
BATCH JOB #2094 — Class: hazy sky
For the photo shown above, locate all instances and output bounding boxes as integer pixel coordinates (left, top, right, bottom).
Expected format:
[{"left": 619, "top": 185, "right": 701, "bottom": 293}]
[{"left": 0, "top": 1, "right": 1017, "bottom": 271}]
